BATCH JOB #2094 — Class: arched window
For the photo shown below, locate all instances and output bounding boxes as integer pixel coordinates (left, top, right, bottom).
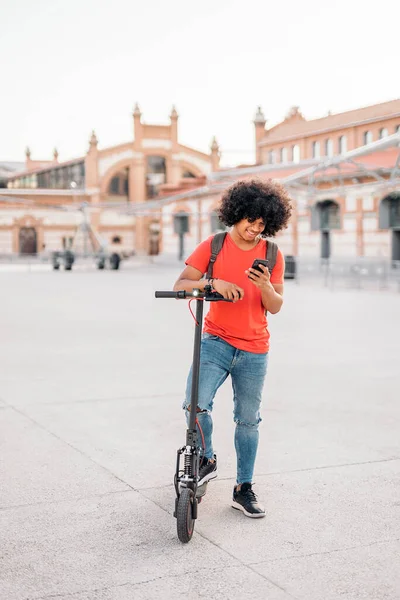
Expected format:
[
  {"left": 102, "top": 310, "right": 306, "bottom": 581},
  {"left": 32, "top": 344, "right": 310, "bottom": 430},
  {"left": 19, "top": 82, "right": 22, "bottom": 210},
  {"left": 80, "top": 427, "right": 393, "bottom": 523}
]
[
  {"left": 268, "top": 150, "right": 276, "bottom": 164},
  {"left": 292, "top": 145, "right": 300, "bottom": 163},
  {"left": 338, "top": 135, "right": 347, "bottom": 154},
  {"left": 311, "top": 200, "right": 341, "bottom": 231},
  {"left": 110, "top": 177, "right": 120, "bottom": 194},
  {"left": 325, "top": 139, "right": 333, "bottom": 157},
  {"left": 363, "top": 131, "right": 373, "bottom": 145},
  {"left": 107, "top": 167, "right": 129, "bottom": 199},
  {"left": 312, "top": 141, "right": 320, "bottom": 159},
  {"left": 379, "top": 128, "right": 388, "bottom": 139},
  {"left": 280, "top": 148, "right": 288, "bottom": 163},
  {"left": 146, "top": 156, "right": 166, "bottom": 199},
  {"left": 379, "top": 192, "right": 400, "bottom": 232},
  {"left": 396, "top": 125, "right": 400, "bottom": 134}
]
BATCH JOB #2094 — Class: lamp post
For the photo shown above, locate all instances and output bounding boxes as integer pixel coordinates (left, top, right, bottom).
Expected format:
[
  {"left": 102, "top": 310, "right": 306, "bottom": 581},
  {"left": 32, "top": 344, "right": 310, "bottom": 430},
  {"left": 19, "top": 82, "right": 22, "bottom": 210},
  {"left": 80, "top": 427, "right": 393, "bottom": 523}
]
[
  {"left": 70, "top": 180, "right": 87, "bottom": 257},
  {"left": 173, "top": 212, "right": 189, "bottom": 260}
]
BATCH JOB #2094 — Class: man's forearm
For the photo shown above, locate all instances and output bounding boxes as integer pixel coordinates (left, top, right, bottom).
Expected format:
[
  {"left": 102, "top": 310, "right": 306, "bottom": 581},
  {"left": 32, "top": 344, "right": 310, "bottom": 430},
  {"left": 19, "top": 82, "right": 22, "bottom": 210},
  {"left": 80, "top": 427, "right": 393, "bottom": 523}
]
[
  {"left": 261, "top": 284, "right": 283, "bottom": 314},
  {"left": 173, "top": 278, "right": 208, "bottom": 292}
]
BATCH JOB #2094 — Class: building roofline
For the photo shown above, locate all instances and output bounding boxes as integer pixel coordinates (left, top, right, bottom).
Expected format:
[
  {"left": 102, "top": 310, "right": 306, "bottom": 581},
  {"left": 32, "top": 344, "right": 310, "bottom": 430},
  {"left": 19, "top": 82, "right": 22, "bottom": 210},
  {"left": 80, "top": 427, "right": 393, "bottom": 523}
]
[
  {"left": 118, "top": 132, "right": 400, "bottom": 213},
  {"left": 259, "top": 112, "right": 400, "bottom": 146},
  {"left": 6, "top": 156, "right": 85, "bottom": 180}
]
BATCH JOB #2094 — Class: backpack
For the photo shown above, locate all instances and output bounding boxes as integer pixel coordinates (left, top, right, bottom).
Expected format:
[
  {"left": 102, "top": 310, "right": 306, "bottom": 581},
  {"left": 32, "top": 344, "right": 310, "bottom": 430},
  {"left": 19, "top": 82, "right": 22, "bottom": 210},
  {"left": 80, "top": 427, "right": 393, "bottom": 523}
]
[{"left": 205, "top": 232, "right": 278, "bottom": 280}]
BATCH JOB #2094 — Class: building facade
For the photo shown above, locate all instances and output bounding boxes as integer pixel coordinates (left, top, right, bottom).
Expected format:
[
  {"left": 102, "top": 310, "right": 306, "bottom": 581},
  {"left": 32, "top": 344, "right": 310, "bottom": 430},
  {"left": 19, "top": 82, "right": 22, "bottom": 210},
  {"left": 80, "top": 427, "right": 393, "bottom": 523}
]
[
  {"left": 255, "top": 99, "right": 400, "bottom": 165},
  {"left": 0, "top": 106, "right": 219, "bottom": 255},
  {"left": 1, "top": 100, "right": 399, "bottom": 262},
  {"left": 160, "top": 100, "right": 400, "bottom": 262},
  {"left": 253, "top": 100, "right": 400, "bottom": 262}
]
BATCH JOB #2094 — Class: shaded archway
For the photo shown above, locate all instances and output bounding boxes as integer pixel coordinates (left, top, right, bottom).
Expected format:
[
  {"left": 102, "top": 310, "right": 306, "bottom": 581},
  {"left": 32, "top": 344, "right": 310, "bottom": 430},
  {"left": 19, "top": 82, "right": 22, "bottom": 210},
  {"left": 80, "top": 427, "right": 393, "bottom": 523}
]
[
  {"left": 146, "top": 156, "right": 167, "bottom": 199},
  {"left": 379, "top": 191, "right": 400, "bottom": 261},
  {"left": 107, "top": 167, "right": 129, "bottom": 202},
  {"left": 311, "top": 199, "right": 341, "bottom": 259},
  {"left": 19, "top": 227, "right": 37, "bottom": 254}
]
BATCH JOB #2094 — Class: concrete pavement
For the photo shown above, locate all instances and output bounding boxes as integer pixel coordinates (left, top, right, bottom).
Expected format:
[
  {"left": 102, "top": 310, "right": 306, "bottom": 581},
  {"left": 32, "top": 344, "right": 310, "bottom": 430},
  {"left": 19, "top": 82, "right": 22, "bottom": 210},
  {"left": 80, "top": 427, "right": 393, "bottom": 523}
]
[{"left": 0, "top": 263, "right": 399, "bottom": 599}]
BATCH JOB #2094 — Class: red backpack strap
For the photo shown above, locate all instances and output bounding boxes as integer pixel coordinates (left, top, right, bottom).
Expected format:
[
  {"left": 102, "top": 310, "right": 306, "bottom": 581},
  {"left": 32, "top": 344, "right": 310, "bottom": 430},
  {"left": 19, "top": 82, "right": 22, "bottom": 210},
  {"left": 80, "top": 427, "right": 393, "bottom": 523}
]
[{"left": 206, "top": 232, "right": 227, "bottom": 279}]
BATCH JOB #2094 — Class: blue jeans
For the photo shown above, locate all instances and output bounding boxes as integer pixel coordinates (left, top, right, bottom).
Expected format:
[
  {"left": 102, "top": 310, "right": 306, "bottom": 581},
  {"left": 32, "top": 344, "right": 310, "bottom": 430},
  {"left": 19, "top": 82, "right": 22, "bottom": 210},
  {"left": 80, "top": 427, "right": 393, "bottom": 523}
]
[{"left": 183, "top": 332, "right": 269, "bottom": 485}]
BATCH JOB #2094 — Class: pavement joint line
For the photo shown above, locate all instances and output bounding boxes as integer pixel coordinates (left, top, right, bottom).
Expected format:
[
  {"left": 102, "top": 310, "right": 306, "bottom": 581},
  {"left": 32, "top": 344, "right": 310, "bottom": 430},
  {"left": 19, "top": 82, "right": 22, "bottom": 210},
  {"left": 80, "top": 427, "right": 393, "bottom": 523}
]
[
  {"left": 136, "top": 491, "right": 298, "bottom": 598},
  {"left": 23, "top": 516, "right": 296, "bottom": 600},
  {"left": 30, "top": 581, "right": 132, "bottom": 600},
  {"left": 129, "top": 563, "right": 297, "bottom": 598},
  {"left": 28, "top": 562, "right": 295, "bottom": 600},
  {"left": 26, "top": 391, "right": 182, "bottom": 407},
  {"left": 6, "top": 404, "right": 140, "bottom": 494},
  {"left": 0, "top": 487, "right": 137, "bottom": 513},
  {"left": 247, "top": 537, "right": 400, "bottom": 566},
  {"left": 137, "top": 455, "right": 400, "bottom": 492},
  {"left": 192, "top": 529, "right": 299, "bottom": 600}
]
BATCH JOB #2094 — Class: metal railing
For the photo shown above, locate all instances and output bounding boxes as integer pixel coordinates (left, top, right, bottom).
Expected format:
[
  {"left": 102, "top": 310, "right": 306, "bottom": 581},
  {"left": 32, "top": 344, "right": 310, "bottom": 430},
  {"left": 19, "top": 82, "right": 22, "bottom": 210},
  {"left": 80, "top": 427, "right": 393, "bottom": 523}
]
[
  {"left": 1, "top": 252, "right": 400, "bottom": 291},
  {"left": 294, "top": 258, "right": 400, "bottom": 292},
  {"left": 0, "top": 252, "right": 149, "bottom": 272}
]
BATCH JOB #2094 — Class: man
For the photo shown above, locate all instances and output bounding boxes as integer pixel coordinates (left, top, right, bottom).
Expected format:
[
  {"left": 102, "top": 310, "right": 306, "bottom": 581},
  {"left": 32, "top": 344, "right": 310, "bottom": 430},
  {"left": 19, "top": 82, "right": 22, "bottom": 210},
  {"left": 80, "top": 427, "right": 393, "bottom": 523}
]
[{"left": 173, "top": 179, "right": 292, "bottom": 518}]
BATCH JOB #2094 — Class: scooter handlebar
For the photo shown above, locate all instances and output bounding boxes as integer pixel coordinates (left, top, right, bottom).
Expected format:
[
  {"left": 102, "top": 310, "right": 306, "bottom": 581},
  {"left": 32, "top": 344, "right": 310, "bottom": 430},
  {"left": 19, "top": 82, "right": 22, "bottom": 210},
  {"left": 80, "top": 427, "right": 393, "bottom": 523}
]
[
  {"left": 155, "top": 291, "right": 187, "bottom": 299},
  {"left": 154, "top": 290, "right": 233, "bottom": 302}
]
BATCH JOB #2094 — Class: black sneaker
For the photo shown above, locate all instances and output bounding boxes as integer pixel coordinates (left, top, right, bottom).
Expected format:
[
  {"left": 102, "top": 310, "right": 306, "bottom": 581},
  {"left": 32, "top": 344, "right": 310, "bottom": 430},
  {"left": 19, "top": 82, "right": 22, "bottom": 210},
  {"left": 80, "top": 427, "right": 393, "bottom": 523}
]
[
  {"left": 232, "top": 482, "right": 266, "bottom": 518},
  {"left": 198, "top": 454, "right": 217, "bottom": 486}
]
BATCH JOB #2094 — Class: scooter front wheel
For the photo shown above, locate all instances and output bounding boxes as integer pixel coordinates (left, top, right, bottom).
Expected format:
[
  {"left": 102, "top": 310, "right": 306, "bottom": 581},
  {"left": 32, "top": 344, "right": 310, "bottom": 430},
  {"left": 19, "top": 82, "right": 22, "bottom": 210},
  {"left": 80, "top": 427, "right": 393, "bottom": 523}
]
[{"left": 177, "top": 488, "right": 195, "bottom": 543}]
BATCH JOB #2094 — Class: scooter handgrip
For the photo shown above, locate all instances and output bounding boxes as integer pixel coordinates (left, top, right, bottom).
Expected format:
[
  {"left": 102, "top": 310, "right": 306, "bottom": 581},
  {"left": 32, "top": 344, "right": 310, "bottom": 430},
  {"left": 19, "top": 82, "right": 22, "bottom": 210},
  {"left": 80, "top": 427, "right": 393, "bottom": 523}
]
[
  {"left": 155, "top": 291, "right": 186, "bottom": 299},
  {"left": 206, "top": 292, "right": 233, "bottom": 302}
]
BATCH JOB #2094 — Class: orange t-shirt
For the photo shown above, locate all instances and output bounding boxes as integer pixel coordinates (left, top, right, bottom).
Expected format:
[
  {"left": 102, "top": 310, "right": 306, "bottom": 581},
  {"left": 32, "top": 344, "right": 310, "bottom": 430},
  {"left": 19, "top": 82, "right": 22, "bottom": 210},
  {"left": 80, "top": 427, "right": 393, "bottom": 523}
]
[{"left": 185, "top": 234, "right": 285, "bottom": 353}]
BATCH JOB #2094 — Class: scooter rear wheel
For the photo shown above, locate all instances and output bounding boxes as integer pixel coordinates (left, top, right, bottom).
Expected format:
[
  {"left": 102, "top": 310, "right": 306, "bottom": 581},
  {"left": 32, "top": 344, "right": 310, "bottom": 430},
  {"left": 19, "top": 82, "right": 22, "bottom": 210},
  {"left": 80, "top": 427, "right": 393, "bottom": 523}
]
[{"left": 177, "top": 488, "right": 195, "bottom": 543}]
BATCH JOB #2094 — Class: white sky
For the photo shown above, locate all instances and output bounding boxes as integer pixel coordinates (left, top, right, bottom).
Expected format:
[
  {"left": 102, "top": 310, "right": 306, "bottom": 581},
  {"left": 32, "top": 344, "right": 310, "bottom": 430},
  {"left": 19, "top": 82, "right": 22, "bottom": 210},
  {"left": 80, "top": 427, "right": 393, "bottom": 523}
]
[{"left": 1, "top": 0, "right": 399, "bottom": 167}]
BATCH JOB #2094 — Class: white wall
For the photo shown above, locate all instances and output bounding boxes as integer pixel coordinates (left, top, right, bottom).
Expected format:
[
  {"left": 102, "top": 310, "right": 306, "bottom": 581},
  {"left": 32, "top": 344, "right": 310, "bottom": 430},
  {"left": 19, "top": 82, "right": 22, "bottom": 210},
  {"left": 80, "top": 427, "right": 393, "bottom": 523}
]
[
  {"left": 298, "top": 231, "right": 320, "bottom": 257},
  {"left": 43, "top": 231, "right": 67, "bottom": 250},
  {"left": 331, "top": 232, "right": 358, "bottom": 257},
  {"left": 0, "top": 231, "right": 12, "bottom": 253},
  {"left": 363, "top": 232, "right": 391, "bottom": 257}
]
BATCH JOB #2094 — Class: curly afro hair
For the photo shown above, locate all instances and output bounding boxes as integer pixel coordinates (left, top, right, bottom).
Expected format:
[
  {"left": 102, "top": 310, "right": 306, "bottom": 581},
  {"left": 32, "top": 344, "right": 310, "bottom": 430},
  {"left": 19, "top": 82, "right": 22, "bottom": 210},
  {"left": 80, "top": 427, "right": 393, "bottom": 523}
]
[{"left": 218, "top": 179, "right": 292, "bottom": 237}]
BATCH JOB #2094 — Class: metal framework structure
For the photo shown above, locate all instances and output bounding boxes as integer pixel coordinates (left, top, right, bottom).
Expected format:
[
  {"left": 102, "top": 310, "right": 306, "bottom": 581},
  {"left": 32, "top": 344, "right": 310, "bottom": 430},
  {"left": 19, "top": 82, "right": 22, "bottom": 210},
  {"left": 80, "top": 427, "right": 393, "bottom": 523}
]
[
  {"left": 108, "top": 131, "right": 400, "bottom": 215},
  {"left": 1, "top": 132, "right": 399, "bottom": 217}
]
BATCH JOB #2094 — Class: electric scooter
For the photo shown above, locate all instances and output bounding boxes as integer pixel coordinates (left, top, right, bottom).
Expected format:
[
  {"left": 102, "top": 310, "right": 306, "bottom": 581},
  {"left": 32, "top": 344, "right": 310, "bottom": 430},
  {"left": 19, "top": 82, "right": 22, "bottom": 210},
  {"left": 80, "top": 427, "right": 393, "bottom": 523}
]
[{"left": 154, "top": 285, "right": 231, "bottom": 543}]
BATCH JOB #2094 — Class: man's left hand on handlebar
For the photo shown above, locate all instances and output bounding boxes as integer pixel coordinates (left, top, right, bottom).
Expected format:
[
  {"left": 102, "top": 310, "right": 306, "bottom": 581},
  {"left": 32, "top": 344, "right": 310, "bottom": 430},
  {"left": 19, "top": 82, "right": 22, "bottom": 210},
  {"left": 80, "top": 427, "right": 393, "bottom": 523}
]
[{"left": 213, "top": 279, "right": 244, "bottom": 302}]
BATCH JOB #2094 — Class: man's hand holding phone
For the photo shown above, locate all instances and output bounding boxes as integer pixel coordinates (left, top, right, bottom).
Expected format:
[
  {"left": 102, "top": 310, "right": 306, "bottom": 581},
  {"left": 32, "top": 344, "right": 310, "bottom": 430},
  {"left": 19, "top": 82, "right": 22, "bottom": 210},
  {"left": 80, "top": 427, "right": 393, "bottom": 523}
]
[{"left": 245, "top": 259, "right": 271, "bottom": 291}]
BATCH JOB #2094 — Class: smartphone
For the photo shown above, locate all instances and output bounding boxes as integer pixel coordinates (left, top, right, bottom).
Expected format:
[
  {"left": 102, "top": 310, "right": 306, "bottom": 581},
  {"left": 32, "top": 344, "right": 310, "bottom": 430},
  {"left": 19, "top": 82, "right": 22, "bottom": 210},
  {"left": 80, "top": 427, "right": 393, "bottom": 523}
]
[{"left": 249, "top": 258, "right": 269, "bottom": 274}]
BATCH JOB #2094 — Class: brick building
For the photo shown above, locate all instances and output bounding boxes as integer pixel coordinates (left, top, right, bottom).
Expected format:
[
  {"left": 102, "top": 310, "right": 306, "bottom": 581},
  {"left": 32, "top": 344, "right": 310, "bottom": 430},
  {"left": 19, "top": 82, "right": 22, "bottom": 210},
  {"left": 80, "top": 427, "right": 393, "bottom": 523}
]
[
  {"left": 255, "top": 99, "right": 400, "bottom": 165},
  {"left": 0, "top": 106, "right": 218, "bottom": 255},
  {"left": 1, "top": 100, "right": 399, "bottom": 261},
  {"left": 158, "top": 100, "right": 400, "bottom": 262}
]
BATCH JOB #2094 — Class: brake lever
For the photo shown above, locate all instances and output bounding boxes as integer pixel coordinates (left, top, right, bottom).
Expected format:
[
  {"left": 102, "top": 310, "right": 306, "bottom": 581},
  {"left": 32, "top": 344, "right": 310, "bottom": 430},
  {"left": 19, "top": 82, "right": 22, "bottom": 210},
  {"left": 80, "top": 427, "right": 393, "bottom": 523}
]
[{"left": 205, "top": 291, "right": 234, "bottom": 303}]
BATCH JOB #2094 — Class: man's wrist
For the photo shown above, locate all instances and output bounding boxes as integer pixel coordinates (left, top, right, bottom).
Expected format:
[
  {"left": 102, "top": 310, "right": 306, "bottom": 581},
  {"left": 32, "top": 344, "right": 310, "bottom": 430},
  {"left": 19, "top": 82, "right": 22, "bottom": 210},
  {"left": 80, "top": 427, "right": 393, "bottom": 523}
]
[
  {"left": 261, "top": 281, "right": 275, "bottom": 294},
  {"left": 208, "top": 277, "right": 218, "bottom": 289}
]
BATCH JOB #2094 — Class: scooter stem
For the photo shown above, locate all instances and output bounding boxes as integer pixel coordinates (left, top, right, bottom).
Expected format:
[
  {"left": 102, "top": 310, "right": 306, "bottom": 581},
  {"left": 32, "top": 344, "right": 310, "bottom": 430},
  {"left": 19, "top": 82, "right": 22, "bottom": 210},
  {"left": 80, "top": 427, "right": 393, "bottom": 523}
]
[{"left": 186, "top": 294, "right": 204, "bottom": 444}]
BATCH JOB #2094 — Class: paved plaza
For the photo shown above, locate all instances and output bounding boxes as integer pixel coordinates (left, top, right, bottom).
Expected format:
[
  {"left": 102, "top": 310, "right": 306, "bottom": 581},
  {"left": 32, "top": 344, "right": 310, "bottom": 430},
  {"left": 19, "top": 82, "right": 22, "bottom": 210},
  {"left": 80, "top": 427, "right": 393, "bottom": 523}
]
[{"left": 0, "top": 260, "right": 399, "bottom": 600}]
